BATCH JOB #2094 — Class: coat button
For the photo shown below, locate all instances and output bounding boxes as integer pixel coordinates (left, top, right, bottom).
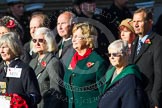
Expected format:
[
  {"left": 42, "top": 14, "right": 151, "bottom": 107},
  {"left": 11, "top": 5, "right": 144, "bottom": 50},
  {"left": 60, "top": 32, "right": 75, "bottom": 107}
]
[{"left": 72, "top": 73, "right": 76, "bottom": 77}]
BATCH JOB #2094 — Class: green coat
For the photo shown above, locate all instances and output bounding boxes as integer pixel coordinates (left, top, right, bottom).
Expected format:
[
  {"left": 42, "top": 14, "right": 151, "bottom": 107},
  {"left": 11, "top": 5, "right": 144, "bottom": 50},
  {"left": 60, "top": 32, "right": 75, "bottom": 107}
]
[{"left": 64, "top": 51, "right": 108, "bottom": 108}]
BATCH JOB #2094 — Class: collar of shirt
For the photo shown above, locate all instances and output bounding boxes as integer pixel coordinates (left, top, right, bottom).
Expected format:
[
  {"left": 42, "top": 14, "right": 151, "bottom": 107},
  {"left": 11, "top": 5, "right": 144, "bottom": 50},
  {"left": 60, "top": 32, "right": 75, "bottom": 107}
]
[
  {"left": 63, "top": 37, "right": 71, "bottom": 42},
  {"left": 139, "top": 30, "right": 152, "bottom": 43}
]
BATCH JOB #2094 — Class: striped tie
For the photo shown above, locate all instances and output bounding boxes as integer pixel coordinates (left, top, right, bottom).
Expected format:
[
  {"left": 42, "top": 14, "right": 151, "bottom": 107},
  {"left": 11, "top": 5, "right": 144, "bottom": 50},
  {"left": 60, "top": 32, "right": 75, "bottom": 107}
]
[{"left": 136, "top": 40, "right": 143, "bottom": 55}]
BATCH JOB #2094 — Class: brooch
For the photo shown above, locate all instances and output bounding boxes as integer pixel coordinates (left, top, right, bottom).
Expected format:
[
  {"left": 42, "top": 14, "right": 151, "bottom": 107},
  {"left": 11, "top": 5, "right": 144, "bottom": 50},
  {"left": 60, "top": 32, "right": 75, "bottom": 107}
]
[
  {"left": 145, "top": 39, "right": 151, "bottom": 45},
  {"left": 86, "top": 62, "right": 94, "bottom": 68}
]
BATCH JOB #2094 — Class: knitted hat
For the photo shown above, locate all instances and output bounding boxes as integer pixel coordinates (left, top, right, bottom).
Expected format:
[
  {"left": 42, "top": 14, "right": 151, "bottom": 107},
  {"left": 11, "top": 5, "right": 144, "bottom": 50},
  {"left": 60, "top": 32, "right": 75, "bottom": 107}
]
[{"left": 119, "top": 18, "right": 135, "bottom": 33}]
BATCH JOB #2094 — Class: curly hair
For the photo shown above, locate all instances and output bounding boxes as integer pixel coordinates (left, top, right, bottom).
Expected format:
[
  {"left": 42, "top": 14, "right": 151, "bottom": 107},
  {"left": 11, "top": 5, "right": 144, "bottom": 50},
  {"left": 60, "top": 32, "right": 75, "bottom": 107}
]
[{"left": 72, "top": 22, "right": 98, "bottom": 49}]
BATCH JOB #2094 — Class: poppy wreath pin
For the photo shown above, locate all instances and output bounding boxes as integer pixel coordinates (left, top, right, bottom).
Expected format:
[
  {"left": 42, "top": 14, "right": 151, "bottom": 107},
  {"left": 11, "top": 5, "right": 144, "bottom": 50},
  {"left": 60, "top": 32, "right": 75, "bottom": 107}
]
[
  {"left": 6, "top": 20, "right": 16, "bottom": 28},
  {"left": 86, "top": 62, "right": 94, "bottom": 68},
  {"left": 41, "top": 61, "right": 46, "bottom": 67},
  {"left": 10, "top": 93, "right": 28, "bottom": 108},
  {"left": 3, "top": 93, "right": 28, "bottom": 108},
  {"left": 145, "top": 39, "right": 151, "bottom": 45}
]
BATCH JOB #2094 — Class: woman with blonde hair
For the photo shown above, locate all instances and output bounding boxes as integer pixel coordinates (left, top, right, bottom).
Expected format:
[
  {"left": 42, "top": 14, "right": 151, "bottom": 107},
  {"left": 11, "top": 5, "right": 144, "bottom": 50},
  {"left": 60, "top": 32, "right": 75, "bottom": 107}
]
[{"left": 64, "top": 22, "right": 108, "bottom": 108}]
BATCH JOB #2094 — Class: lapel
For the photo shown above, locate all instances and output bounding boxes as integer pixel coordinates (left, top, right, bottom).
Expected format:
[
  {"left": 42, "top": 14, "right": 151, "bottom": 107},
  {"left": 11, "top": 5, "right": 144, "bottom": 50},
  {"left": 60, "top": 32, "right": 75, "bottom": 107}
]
[
  {"left": 32, "top": 53, "right": 54, "bottom": 77},
  {"left": 102, "top": 67, "right": 115, "bottom": 93},
  {"left": 30, "top": 56, "right": 38, "bottom": 73},
  {"left": 132, "top": 33, "right": 154, "bottom": 63},
  {"left": 57, "top": 39, "right": 72, "bottom": 58},
  {"left": 62, "top": 39, "right": 72, "bottom": 51},
  {"left": 131, "top": 37, "right": 138, "bottom": 63},
  {"left": 58, "top": 39, "right": 72, "bottom": 48},
  {"left": 60, "top": 39, "right": 72, "bottom": 58}
]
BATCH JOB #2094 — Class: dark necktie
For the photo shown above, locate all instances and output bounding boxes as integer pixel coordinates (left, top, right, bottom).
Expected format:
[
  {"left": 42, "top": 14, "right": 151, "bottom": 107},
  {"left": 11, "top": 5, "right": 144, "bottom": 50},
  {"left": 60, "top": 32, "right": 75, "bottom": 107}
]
[
  {"left": 136, "top": 40, "right": 143, "bottom": 55},
  {"left": 59, "top": 41, "right": 64, "bottom": 58}
]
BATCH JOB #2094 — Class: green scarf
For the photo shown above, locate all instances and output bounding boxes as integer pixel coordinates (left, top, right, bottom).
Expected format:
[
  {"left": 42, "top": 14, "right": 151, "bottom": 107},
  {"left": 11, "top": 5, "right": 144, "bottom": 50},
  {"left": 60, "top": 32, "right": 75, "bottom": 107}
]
[{"left": 103, "top": 64, "right": 141, "bottom": 93}]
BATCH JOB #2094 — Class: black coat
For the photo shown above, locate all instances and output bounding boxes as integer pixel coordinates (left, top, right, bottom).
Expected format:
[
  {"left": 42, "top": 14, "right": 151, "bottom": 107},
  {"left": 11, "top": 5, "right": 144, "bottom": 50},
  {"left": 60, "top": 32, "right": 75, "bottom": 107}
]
[
  {"left": 129, "top": 32, "right": 162, "bottom": 108},
  {"left": 0, "top": 58, "right": 41, "bottom": 108}
]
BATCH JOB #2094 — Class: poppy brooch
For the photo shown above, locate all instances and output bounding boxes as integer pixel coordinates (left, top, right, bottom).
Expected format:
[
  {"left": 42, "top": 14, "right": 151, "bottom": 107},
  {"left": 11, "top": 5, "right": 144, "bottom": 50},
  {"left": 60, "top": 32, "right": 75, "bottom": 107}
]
[
  {"left": 41, "top": 61, "right": 46, "bottom": 67},
  {"left": 145, "top": 39, "right": 151, "bottom": 45},
  {"left": 86, "top": 62, "right": 94, "bottom": 68}
]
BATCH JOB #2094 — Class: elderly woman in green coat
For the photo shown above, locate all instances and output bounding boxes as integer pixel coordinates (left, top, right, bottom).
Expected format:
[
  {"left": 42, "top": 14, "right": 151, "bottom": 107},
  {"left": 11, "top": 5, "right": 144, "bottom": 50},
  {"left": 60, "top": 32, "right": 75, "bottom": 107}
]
[{"left": 63, "top": 22, "right": 108, "bottom": 108}]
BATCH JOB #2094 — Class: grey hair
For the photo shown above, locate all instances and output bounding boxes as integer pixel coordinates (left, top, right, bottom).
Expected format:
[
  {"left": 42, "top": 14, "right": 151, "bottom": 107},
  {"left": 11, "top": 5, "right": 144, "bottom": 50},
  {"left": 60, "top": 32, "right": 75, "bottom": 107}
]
[
  {"left": 0, "top": 32, "right": 22, "bottom": 56},
  {"left": 108, "top": 39, "right": 128, "bottom": 53},
  {"left": 32, "top": 27, "right": 58, "bottom": 53}
]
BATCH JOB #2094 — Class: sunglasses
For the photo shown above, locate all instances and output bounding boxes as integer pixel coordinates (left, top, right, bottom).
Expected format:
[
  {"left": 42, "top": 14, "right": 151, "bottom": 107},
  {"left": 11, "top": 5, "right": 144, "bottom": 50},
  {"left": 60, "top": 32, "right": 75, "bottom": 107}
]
[
  {"left": 108, "top": 53, "right": 121, "bottom": 57},
  {"left": 32, "top": 39, "right": 45, "bottom": 43}
]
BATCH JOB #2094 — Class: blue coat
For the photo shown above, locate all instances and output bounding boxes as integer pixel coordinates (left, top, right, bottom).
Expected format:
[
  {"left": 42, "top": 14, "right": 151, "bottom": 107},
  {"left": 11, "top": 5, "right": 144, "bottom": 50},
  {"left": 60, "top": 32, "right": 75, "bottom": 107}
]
[{"left": 98, "top": 65, "right": 149, "bottom": 108}]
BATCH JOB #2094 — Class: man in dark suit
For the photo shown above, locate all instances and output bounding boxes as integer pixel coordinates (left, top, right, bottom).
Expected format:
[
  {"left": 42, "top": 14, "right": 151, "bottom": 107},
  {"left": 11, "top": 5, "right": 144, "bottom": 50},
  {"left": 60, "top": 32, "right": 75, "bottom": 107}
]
[
  {"left": 130, "top": 8, "right": 162, "bottom": 108},
  {"left": 55, "top": 11, "right": 75, "bottom": 66}
]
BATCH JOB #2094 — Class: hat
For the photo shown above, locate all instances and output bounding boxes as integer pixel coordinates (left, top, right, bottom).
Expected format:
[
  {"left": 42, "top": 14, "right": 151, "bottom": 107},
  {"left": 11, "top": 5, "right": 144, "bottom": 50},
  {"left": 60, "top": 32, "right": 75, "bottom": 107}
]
[
  {"left": 72, "top": 0, "right": 96, "bottom": 5},
  {"left": 25, "top": 3, "right": 44, "bottom": 12},
  {"left": 7, "top": 0, "right": 24, "bottom": 5},
  {"left": 135, "top": 1, "right": 155, "bottom": 8},
  {"left": 119, "top": 18, "right": 135, "bottom": 33}
]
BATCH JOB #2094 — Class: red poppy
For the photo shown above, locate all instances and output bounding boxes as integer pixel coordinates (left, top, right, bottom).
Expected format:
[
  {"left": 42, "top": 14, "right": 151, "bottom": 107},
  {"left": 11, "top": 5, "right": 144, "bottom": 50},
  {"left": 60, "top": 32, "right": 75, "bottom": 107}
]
[
  {"left": 6, "top": 20, "right": 16, "bottom": 28},
  {"left": 145, "top": 39, "right": 151, "bottom": 44},
  {"left": 86, "top": 62, "right": 94, "bottom": 68},
  {"left": 41, "top": 61, "right": 46, "bottom": 67},
  {"left": 3, "top": 93, "right": 28, "bottom": 108}
]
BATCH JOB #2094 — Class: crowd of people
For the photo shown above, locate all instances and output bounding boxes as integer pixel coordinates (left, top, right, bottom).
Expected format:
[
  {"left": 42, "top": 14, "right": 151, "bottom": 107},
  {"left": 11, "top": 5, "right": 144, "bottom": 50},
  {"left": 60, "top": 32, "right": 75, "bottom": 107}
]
[{"left": 0, "top": 0, "right": 162, "bottom": 108}]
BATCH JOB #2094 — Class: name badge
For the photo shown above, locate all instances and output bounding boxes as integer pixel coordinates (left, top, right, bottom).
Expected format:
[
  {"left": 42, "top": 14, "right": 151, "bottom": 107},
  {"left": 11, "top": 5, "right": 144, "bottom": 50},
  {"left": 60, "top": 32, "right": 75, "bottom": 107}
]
[
  {"left": 0, "top": 82, "right": 6, "bottom": 94},
  {"left": 6, "top": 68, "right": 22, "bottom": 78}
]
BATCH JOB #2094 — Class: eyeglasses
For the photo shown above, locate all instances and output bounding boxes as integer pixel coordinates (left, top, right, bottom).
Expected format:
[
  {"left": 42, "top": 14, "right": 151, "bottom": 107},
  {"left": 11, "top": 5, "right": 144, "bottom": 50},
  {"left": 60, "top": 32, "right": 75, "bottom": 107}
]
[
  {"left": 72, "top": 36, "right": 85, "bottom": 40},
  {"left": 32, "top": 39, "right": 45, "bottom": 43},
  {"left": 108, "top": 53, "right": 121, "bottom": 57}
]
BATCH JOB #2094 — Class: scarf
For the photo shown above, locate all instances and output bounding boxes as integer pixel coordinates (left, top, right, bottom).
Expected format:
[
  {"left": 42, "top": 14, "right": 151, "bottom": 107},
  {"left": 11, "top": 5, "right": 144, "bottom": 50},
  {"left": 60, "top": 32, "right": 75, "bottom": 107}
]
[{"left": 70, "top": 48, "right": 92, "bottom": 70}]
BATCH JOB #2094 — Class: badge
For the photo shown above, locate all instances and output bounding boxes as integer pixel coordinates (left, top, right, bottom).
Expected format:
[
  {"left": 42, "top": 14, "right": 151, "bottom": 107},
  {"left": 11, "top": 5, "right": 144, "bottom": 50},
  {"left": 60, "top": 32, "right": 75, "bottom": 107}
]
[
  {"left": 6, "top": 68, "right": 22, "bottom": 78},
  {"left": 0, "top": 82, "right": 6, "bottom": 94}
]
